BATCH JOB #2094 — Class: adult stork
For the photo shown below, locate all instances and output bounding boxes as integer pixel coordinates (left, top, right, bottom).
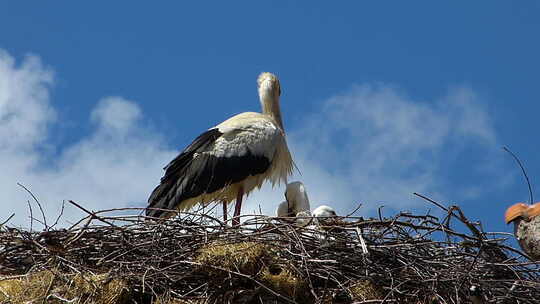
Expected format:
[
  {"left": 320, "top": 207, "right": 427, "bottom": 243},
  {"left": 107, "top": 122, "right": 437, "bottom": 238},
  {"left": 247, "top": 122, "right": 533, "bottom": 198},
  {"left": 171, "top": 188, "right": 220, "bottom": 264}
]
[
  {"left": 147, "top": 72, "right": 294, "bottom": 225},
  {"left": 505, "top": 202, "right": 540, "bottom": 260}
]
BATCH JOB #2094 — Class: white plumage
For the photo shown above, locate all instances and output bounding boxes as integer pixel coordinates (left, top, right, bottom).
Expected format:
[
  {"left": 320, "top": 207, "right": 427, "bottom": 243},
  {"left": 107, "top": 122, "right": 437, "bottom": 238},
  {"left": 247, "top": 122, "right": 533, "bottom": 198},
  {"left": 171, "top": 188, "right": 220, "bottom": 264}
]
[
  {"left": 273, "top": 182, "right": 340, "bottom": 247},
  {"left": 147, "top": 72, "right": 294, "bottom": 225},
  {"left": 294, "top": 210, "right": 314, "bottom": 227},
  {"left": 276, "top": 181, "right": 311, "bottom": 217},
  {"left": 276, "top": 182, "right": 338, "bottom": 226},
  {"left": 312, "top": 205, "right": 337, "bottom": 227},
  {"left": 312, "top": 205, "right": 337, "bottom": 217}
]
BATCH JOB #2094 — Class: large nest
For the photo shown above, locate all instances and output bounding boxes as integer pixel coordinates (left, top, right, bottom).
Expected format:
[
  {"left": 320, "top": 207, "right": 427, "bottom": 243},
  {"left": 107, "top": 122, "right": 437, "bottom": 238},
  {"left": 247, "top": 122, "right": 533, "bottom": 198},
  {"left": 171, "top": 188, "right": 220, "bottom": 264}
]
[{"left": 1, "top": 194, "right": 539, "bottom": 303}]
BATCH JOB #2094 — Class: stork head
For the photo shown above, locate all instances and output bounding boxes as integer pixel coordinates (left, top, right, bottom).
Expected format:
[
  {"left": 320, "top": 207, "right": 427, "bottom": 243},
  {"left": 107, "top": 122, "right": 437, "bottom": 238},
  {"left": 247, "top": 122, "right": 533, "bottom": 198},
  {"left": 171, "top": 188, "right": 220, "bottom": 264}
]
[
  {"left": 257, "top": 72, "right": 281, "bottom": 98},
  {"left": 505, "top": 202, "right": 540, "bottom": 224},
  {"left": 284, "top": 181, "right": 310, "bottom": 214},
  {"left": 257, "top": 72, "right": 284, "bottom": 129},
  {"left": 313, "top": 205, "right": 337, "bottom": 218}
]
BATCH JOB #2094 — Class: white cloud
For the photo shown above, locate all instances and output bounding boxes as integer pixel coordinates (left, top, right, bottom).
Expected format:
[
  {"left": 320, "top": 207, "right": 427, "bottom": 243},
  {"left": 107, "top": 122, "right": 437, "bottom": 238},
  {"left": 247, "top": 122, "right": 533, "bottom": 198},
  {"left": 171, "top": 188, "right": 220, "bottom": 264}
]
[
  {"left": 0, "top": 48, "right": 504, "bottom": 228},
  {"left": 0, "top": 51, "right": 176, "bottom": 228},
  {"left": 90, "top": 97, "right": 142, "bottom": 134},
  {"left": 0, "top": 50, "right": 55, "bottom": 152},
  {"left": 244, "top": 84, "right": 501, "bottom": 218}
]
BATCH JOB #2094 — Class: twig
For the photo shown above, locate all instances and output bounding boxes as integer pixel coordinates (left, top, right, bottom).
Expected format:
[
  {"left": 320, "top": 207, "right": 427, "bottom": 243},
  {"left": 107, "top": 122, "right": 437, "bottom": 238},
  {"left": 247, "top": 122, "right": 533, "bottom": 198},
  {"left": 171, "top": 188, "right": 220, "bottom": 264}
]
[
  {"left": 503, "top": 146, "right": 534, "bottom": 204},
  {"left": 344, "top": 203, "right": 364, "bottom": 217},
  {"left": 178, "top": 260, "right": 298, "bottom": 304},
  {"left": 27, "top": 200, "right": 34, "bottom": 233},
  {"left": 67, "top": 200, "right": 118, "bottom": 228},
  {"left": 50, "top": 200, "right": 66, "bottom": 230},
  {"left": 18, "top": 183, "right": 48, "bottom": 229},
  {"left": 355, "top": 227, "right": 369, "bottom": 255},
  {"left": 0, "top": 213, "right": 15, "bottom": 227},
  {"left": 42, "top": 273, "right": 56, "bottom": 304},
  {"left": 413, "top": 192, "right": 448, "bottom": 212}
]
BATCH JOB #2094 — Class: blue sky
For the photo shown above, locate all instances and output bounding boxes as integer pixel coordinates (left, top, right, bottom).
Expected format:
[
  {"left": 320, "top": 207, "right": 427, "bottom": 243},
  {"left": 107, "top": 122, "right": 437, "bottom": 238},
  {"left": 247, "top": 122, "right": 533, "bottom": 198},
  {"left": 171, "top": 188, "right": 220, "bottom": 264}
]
[{"left": 2, "top": 2, "right": 540, "bottom": 235}]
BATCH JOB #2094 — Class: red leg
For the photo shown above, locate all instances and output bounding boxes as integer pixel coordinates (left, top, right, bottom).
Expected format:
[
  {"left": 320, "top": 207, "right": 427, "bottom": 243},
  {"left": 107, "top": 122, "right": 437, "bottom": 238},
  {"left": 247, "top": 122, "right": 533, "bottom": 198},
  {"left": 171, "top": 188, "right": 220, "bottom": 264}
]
[
  {"left": 232, "top": 187, "right": 244, "bottom": 226},
  {"left": 222, "top": 201, "right": 228, "bottom": 223}
]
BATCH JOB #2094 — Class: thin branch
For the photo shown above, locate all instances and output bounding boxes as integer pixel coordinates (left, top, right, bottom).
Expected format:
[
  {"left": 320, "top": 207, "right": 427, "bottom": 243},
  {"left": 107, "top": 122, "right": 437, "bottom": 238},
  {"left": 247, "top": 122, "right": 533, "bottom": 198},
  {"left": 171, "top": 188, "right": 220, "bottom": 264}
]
[
  {"left": 50, "top": 200, "right": 66, "bottom": 229},
  {"left": 503, "top": 146, "right": 534, "bottom": 204},
  {"left": 344, "top": 202, "right": 364, "bottom": 217},
  {"left": 67, "top": 200, "right": 118, "bottom": 228},
  {"left": 27, "top": 200, "right": 33, "bottom": 233},
  {"left": 18, "top": 183, "right": 48, "bottom": 229},
  {"left": 414, "top": 192, "right": 449, "bottom": 212},
  {"left": 0, "top": 213, "right": 15, "bottom": 227}
]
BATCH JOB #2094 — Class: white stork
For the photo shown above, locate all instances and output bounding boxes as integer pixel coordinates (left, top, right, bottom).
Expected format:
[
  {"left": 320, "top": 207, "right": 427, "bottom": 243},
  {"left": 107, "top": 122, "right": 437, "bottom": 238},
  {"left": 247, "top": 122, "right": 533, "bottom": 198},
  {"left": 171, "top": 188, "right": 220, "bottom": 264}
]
[
  {"left": 312, "top": 205, "right": 337, "bottom": 218},
  {"left": 276, "top": 182, "right": 339, "bottom": 226},
  {"left": 312, "top": 205, "right": 337, "bottom": 227},
  {"left": 276, "top": 181, "right": 312, "bottom": 226},
  {"left": 276, "top": 181, "right": 311, "bottom": 217},
  {"left": 147, "top": 72, "right": 294, "bottom": 225},
  {"left": 505, "top": 202, "right": 540, "bottom": 260}
]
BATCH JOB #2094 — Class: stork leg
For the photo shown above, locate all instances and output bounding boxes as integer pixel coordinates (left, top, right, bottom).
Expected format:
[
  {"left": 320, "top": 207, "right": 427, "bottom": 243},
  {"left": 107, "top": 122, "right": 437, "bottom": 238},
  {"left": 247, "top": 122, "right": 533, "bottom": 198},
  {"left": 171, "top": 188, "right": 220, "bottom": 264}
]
[
  {"left": 222, "top": 201, "right": 228, "bottom": 223},
  {"left": 232, "top": 187, "right": 244, "bottom": 226}
]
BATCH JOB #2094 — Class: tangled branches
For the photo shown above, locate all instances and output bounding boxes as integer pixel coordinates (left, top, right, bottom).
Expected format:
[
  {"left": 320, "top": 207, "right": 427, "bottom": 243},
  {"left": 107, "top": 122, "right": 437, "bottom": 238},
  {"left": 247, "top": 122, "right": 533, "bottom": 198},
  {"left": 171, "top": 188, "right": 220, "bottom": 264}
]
[{"left": 1, "top": 195, "right": 539, "bottom": 303}]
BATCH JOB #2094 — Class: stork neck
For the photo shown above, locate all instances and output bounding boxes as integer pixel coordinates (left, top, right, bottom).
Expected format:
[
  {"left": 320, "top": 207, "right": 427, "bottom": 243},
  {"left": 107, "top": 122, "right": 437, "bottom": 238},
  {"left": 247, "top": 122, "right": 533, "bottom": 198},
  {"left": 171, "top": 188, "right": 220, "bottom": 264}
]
[{"left": 260, "top": 93, "right": 284, "bottom": 130}]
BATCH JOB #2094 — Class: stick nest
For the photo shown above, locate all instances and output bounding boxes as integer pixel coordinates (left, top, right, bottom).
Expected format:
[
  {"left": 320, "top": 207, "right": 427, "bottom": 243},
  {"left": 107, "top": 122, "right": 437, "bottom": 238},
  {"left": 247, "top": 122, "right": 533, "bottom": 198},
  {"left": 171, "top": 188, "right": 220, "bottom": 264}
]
[{"left": 1, "top": 196, "right": 539, "bottom": 304}]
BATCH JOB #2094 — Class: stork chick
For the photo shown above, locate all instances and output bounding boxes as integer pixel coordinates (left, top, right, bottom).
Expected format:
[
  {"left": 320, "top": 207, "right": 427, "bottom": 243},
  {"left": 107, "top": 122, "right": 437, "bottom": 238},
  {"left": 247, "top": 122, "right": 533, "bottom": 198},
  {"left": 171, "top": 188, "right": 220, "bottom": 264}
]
[
  {"left": 312, "top": 205, "right": 337, "bottom": 217},
  {"left": 505, "top": 202, "right": 540, "bottom": 260},
  {"left": 276, "top": 181, "right": 311, "bottom": 217},
  {"left": 276, "top": 182, "right": 313, "bottom": 226},
  {"left": 312, "top": 205, "right": 337, "bottom": 225}
]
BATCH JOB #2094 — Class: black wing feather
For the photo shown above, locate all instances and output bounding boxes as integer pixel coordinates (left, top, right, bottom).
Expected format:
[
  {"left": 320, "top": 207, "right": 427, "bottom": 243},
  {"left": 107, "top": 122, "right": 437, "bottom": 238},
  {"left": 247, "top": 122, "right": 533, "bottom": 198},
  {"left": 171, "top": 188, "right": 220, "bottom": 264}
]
[{"left": 146, "top": 128, "right": 271, "bottom": 218}]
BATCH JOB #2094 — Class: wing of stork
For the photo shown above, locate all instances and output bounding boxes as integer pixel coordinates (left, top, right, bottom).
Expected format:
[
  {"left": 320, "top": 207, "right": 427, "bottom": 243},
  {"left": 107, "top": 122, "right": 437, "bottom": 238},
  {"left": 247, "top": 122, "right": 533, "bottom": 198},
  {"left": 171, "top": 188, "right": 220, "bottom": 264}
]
[{"left": 147, "top": 112, "right": 287, "bottom": 218}]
